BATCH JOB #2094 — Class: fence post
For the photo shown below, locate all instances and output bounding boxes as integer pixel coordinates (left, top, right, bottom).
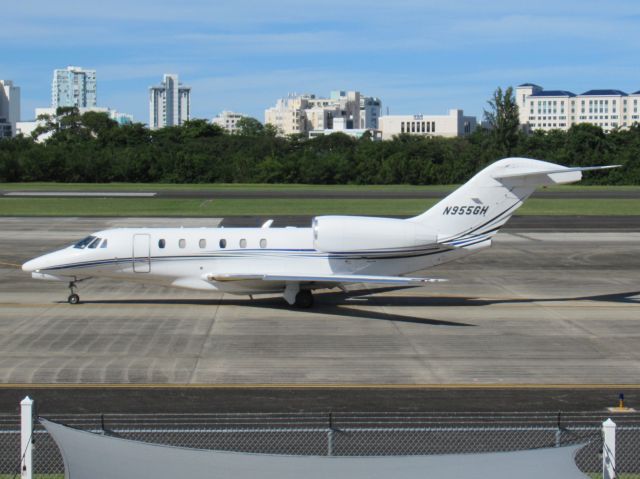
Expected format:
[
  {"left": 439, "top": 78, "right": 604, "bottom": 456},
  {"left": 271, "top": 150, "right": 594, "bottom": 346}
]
[
  {"left": 20, "top": 396, "right": 33, "bottom": 479},
  {"left": 602, "top": 418, "right": 616, "bottom": 479},
  {"left": 327, "top": 428, "right": 334, "bottom": 457},
  {"left": 327, "top": 413, "right": 334, "bottom": 457},
  {"left": 555, "top": 411, "right": 562, "bottom": 447}
]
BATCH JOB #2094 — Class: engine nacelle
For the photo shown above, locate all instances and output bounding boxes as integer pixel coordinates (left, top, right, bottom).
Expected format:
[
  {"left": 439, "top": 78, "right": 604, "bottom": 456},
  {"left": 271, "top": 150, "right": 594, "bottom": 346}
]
[{"left": 312, "top": 216, "right": 437, "bottom": 253}]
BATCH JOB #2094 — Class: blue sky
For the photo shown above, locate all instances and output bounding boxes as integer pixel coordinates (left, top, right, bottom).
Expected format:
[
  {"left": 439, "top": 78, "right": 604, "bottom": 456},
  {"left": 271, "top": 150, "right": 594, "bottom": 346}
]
[{"left": 3, "top": 0, "right": 640, "bottom": 125}]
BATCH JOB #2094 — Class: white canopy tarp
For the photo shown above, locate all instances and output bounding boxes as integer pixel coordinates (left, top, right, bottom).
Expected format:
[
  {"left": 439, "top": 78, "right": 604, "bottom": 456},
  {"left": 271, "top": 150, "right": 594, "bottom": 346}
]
[{"left": 41, "top": 418, "right": 589, "bottom": 479}]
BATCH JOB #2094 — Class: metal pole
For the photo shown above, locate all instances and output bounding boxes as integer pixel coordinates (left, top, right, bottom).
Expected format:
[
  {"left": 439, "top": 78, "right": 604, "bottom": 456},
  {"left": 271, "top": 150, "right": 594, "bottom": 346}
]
[
  {"left": 602, "top": 418, "right": 616, "bottom": 479},
  {"left": 20, "top": 396, "right": 33, "bottom": 479},
  {"left": 327, "top": 413, "right": 334, "bottom": 457},
  {"left": 327, "top": 428, "right": 334, "bottom": 457}
]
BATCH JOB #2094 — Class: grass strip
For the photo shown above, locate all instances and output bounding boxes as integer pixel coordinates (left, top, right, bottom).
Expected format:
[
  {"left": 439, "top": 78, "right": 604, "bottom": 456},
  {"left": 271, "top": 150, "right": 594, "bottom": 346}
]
[
  {"left": 0, "top": 197, "right": 639, "bottom": 217},
  {"left": 2, "top": 182, "right": 640, "bottom": 193},
  {"left": 0, "top": 182, "right": 455, "bottom": 193}
]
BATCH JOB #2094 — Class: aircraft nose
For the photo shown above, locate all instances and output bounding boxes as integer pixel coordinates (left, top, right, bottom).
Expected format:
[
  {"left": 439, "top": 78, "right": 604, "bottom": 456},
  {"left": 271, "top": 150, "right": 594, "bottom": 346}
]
[
  {"left": 22, "top": 249, "right": 73, "bottom": 273},
  {"left": 22, "top": 258, "right": 40, "bottom": 273}
]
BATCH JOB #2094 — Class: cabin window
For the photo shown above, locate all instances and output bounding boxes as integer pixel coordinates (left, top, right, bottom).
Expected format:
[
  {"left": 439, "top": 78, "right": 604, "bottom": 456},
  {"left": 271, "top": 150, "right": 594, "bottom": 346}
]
[
  {"left": 179, "top": 239, "right": 186, "bottom": 249},
  {"left": 88, "top": 237, "right": 101, "bottom": 249},
  {"left": 158, "top": 239, "right": 165, "bottom": 249},
  {"left": 100, "top": 239, "right": 108, "bottom": 248},
  {"left": 219, "top": 239, "right": 226, "bottom": 248},
  {"left": 199, "top": 239, "right": 206, "bottom": 249},
  {"left": 239, "top": 238, "right": 247, "bottom": 248},
  {"left": 260, "top": 238, "right": 267, "bottom": 249}
]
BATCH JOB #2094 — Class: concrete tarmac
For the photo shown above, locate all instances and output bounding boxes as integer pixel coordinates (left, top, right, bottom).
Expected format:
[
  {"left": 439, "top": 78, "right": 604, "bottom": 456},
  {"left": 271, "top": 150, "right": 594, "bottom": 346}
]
[{"left": 0, "top": 217, "right": 639, "bottom": 388}]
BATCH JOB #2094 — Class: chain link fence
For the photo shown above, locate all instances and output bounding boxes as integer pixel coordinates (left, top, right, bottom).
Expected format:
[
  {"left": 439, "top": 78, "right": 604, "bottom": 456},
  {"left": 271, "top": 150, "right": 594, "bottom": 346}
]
[{"left": 1, "top": 411, "right": 639, "bottom": 478}]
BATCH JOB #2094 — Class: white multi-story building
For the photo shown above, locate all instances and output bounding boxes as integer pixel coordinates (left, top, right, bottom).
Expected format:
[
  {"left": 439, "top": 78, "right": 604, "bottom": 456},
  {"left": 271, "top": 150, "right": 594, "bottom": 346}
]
[
  {"left": 265, "top": 90, "right": 365, "bottom": 136},
  {"left": 16, "top": 106, "right": 133, "bottom": 141},
  {"left": 0, "top": 80, "right": 20, "bottom": 138},
  {"left": 378, "top": 109, "right": 477, "bottom": 140},
  {"left": 34, "top": 106, "right": 132, "bottom": 123},
  {"left": 149, "top": 74, "right": 191, "bottom": 129},
  {"left": 211, "top": 111, "right": 247, "bottom": 134},
  {"left": 308, "top": 117, "right": 382, "bottom": 140},
  {"left": 52, "top": 66, "right": 97, "bottom": 109},
  {"left": 516, "top": 83, "right": 640, "bottom": 132},
  {"left": 360, "top": 96, "right": 382, "bottom": 129}
]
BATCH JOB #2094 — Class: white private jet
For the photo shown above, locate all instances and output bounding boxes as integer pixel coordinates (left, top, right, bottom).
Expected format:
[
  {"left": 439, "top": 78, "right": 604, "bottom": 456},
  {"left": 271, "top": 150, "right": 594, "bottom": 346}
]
[{"left": 22, "top": 158, "right": 617, "bottom": 307}]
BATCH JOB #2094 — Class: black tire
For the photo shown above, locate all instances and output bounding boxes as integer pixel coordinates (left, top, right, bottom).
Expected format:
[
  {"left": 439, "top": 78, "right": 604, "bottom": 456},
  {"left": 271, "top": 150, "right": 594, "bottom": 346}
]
[
  {"left": 293, "top": 290, "right": 314, "bottom": 308},
  {"left": 68, "top": 294, "right": 80, "bottom": 305}
]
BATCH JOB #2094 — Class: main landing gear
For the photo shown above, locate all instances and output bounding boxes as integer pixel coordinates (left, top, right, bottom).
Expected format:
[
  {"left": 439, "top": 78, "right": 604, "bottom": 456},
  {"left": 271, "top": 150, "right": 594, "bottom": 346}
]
[
  {"left": 68, "top": 280, "right": 80, "bottom": 305},
  {"left": 283, "top": 283, "right": 314, "bottom": 308},
  {"left": 293, "top": 290, "right": 314, "bottom": 309}
]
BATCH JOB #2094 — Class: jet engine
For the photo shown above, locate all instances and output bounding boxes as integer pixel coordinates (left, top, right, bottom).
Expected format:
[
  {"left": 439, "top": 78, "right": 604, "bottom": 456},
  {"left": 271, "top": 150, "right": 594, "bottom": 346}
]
[{"left": 312, "top": 216, "right": 437, "bottom": 253}]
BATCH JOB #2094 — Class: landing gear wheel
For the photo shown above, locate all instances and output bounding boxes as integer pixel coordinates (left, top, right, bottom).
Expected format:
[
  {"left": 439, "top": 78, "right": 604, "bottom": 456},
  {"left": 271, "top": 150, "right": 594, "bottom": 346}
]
[
  {"left": 293, "top": 290, "right": 314, "bottom": 308},
  {"left": 67, "top": 279, "right": 80, "bottom": 304}
]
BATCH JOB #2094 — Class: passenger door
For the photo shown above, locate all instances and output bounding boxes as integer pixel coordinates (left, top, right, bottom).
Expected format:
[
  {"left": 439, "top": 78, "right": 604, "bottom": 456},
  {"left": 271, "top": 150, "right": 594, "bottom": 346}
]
[{"left": 132, "top": 234, "right": 151, "bottom": 273}]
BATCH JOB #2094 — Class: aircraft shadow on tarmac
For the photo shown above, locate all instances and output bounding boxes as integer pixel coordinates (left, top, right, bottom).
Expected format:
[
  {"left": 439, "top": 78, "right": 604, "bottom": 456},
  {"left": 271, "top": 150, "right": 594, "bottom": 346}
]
[{"left": 69, "top": 287, "right": 640, "bottom": 327}]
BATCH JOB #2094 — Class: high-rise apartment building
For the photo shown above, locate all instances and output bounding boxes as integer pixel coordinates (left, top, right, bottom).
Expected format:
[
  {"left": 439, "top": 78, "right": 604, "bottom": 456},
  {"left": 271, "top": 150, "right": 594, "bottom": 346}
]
[
  {"left": 52, "top": 66, "right": 97, "bottom": 109},
  {"left": 0, "top": 80, "right": 20, "bottom": 138},
  {"left": 360, "top": 96, "right": 382, "bottom": 129},
  {"left": 265, "top": 90, "right": 364, "bottom": 136},
  {"left": 149, "top": 74, "right": 191, "bottom": 129},
  {"left": 516, "top": 83, "right": 640, "bottom": 133}
]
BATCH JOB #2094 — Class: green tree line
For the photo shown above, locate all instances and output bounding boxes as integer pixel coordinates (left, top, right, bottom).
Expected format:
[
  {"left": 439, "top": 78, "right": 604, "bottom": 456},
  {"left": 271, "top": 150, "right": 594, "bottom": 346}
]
[{"left": 1, "top": 104, "right": 638, "bottom": 185}]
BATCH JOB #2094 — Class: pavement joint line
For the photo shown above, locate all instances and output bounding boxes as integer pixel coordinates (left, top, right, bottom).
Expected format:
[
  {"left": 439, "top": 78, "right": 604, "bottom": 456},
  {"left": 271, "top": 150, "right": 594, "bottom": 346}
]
[
  {"left": 377, "top": 291, "right": 444, "bottom": 383},
  {"left": 1, "top": 384, "right": 640, "bottom": 390},
  {"left": 188, "top": 293, "right": 222, "bottom": 383}
]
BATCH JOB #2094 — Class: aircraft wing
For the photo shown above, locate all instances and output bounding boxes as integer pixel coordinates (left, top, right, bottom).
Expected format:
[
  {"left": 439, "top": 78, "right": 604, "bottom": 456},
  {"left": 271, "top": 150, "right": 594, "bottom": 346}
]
[{"left": 207, "top": 273, "right": 446, "bottom": 285}]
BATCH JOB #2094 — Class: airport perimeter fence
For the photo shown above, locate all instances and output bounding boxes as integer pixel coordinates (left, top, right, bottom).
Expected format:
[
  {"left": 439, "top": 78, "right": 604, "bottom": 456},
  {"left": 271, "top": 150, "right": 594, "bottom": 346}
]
[{"left": 1, "top": 411, "right": 639, "bottom": 478}]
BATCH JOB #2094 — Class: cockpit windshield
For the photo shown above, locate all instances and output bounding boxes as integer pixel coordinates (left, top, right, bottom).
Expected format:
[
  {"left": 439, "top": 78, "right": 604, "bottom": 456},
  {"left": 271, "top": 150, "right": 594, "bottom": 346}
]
[{"left": 73, "top": 236, "right": 97, "bottom": 249}]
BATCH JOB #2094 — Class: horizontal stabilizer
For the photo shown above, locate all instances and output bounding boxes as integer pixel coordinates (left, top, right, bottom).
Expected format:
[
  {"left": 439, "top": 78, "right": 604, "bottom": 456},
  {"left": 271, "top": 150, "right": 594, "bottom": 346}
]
[
  {"left": 493, "top": 164, "right": 619, "bottom": 180},
  {"left": 208, "top": 273, "right": 446, "bottom": 285}
]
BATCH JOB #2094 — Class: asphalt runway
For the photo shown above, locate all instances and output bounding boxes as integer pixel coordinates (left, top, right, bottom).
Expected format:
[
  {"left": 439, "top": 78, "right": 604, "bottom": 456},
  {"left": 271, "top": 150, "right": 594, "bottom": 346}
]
[{"left": 1, "top": 216, "right": 639, "bottom": 395}]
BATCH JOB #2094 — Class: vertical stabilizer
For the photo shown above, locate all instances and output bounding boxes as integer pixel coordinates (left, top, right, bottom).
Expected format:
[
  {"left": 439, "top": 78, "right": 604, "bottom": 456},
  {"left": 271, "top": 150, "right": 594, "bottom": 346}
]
[{"left": 408, "top": 157, "right": 614, "bottom": 244}]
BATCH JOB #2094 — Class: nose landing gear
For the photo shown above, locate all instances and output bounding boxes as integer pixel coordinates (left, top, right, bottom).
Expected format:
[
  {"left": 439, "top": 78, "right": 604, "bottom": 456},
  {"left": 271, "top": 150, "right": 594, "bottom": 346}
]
[{"left": 68, "top": 280, "right": 80, "bottom": 305}]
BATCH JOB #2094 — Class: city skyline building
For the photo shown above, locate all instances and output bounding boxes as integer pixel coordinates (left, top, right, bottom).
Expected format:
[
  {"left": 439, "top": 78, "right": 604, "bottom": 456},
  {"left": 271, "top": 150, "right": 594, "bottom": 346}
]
[
  {"left": 211, "top": 110, "right": 248, "bottom": 134},
  {"left": 360, "top": 96, "right": 382, "bottom": 129},
  {"left": 265, "top": 90, "right": 364, "bottom": 136},
  {"left": 516, "top": 83, "right": 640, "bottom": 133},
  {"left": 378, "top": 109, "right": 477, "bottom": 140},
  {"left": 149, "top": 74, "right": 191, "bottom": 129},
  {"left": 52, "top": 66, "right": 97, "bottom": 109},
  {"left": 0, "top": 80, "right": 20, "bottom": 138}
]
